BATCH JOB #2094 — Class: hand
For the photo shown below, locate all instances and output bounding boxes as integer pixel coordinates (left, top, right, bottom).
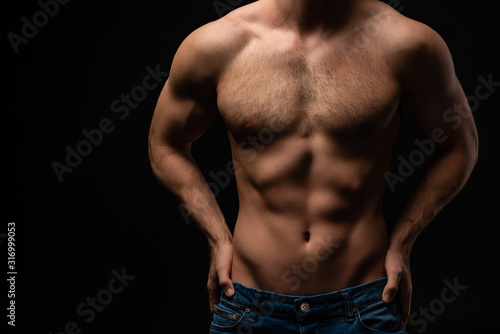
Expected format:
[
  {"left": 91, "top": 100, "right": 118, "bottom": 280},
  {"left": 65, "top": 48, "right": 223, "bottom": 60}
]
[
  {"left": 207, "top": 241, "right": 235, "bottom": 312},
  {"left": 382, "top": 248, "right": 412, "bottom": 326}
]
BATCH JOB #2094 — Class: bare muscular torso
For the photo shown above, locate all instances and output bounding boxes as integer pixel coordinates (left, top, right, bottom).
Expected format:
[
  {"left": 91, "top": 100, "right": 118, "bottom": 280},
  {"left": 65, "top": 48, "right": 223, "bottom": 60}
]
[{"left": 214, "top": 0, "right": 406, "bottom": 295}]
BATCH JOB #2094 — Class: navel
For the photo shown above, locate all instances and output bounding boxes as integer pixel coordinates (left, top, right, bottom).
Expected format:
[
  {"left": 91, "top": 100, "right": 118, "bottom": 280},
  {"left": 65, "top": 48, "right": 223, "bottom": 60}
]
[{"left": 303, "top": 230, "right": 311, "bottom": 242}]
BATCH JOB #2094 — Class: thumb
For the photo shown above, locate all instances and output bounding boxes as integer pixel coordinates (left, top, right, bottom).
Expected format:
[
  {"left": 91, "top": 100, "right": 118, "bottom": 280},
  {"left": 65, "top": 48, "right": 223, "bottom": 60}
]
[
  {"left": 218, "top": 270, "right": 235, "bottom": 298},
  {"left": 382, "top": 271, "right": 401, "bottom": 303}
]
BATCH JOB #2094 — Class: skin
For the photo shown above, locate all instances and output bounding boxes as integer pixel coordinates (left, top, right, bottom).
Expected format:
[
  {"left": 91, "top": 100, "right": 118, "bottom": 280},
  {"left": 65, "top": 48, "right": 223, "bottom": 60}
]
[{"left": 148, "top": 0, "right": 478, "bottom": 326}]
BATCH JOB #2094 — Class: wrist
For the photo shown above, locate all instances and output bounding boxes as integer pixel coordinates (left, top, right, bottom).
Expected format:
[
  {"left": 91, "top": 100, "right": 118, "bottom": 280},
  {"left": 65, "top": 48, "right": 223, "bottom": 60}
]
[
  {"left": 387, "top": 234, "right": 414, "bottom": 257},
  {"left": 388, "top": 244, "right": 412, "bottom": 260},
  {"left": 388, "top": 215, "right": 425, "bottom": 256},
  {"left": 208, "top": 230, "right": 233, "bottom": 250}
]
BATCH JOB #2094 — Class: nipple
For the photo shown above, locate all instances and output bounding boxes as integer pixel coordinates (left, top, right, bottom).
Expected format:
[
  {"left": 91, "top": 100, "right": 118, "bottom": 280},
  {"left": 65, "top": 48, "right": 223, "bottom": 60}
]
[{"left": 241, "top": 120, "right": 255, "bottom": 132}]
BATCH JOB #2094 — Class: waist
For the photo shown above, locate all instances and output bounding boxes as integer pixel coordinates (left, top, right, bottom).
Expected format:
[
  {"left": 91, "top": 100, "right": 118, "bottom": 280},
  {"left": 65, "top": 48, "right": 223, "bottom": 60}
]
[
  {"left": 222, "top": 277, "right": 389, "bottom": 320},
  {"left": 231, "top": 215, "right": 388, "bottom": 295}
]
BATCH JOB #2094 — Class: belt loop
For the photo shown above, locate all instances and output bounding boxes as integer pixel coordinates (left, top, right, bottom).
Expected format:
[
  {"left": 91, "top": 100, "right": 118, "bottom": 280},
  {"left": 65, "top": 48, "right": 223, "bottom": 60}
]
[
  {"left": 250, "top": 290, "right": 261, "bottom": 312},
  {"left": 246, "top": 291, "right": 261, "bottom": 324},
  {"left": 341, "top": 290, "right": 355, "bottom": 322}
]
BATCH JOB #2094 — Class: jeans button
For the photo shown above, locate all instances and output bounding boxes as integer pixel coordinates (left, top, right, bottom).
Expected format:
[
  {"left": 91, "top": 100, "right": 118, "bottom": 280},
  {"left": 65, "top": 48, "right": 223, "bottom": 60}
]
[{"left": 300, "top": 302, "right": 310, "bottom": 312}]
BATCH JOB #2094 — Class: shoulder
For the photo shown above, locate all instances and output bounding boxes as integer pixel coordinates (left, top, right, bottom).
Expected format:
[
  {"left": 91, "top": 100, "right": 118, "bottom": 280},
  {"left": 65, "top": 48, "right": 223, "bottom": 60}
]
[
  {"left": 169, "top": 4, "right": 258, "bottom": 84},
  {"left": 390, "top": 14, "right": 450, "bottom": 62},
  {"left": 356, "top": 1, "right": 455, "bottom": 90},
  {"left": 360, "top": 1, "right": 448, "bottom": 55},
  {"left": 375, "top": 5, "right": 454, "bottom": 80}
]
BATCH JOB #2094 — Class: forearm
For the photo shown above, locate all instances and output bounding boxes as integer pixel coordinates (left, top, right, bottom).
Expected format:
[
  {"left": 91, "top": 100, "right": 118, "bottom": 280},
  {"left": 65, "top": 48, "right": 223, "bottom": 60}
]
[
  {"left": 150, "top": 144, "right": 232, "bottom": 247},
  {"left": 389, "top": 147, "right": 477, "bottom": 254}
]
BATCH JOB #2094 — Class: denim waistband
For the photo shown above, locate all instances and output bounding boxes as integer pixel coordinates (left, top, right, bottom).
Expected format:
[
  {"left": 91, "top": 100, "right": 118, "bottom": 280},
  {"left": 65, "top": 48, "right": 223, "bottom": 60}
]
[{"left": 224, "top": 277, "right": 388, "bottom": 321}]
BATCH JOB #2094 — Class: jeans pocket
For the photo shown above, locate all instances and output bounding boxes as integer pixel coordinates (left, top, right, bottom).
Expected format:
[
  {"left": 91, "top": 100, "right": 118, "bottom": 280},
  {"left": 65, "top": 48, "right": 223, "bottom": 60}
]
[
  {"left": 354, "top": 300, "right": 406, "bottom": 334},
  {"left": 210, "top": 299, "right": 250, "bottom": 332}
]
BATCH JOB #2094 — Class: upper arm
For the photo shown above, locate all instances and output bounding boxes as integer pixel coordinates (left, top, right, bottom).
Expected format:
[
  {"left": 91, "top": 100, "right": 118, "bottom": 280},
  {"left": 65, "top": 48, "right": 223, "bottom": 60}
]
[
  {"left": 149, "top": 20, "right": 237, "bottom": 152},
  {"left": 397, "top": 22, "right": 478, "bottom": 155}
]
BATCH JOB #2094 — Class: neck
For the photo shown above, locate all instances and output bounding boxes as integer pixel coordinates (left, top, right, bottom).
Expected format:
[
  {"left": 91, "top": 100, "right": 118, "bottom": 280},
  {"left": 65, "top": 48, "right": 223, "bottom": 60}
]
[{"left": 271, "top": 0, "right": 359, "bottom": 33}]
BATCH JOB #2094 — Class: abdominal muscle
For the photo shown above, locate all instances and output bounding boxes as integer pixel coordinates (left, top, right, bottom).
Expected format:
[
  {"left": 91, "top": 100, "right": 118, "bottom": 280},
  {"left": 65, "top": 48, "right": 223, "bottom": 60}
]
[{"left": 229, "top": 134, "right": 391, "bottom": 296}]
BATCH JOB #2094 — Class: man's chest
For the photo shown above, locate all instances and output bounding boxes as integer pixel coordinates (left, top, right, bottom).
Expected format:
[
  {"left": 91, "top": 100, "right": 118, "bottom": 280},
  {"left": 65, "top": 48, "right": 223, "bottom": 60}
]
[{"left": 216, "top": 40, "right": 401, "bottom": 141}]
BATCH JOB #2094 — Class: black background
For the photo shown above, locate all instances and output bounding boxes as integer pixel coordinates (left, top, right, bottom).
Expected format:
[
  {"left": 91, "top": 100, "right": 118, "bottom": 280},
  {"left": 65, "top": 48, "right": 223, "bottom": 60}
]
[{"left": 5, "top": 0, "right": 499, "bottom": 333}]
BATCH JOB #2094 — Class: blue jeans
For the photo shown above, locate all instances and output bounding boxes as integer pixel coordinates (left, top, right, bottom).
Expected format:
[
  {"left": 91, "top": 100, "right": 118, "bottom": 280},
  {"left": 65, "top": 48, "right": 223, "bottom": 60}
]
[{"left": 209, "top": 277, "right": 406, "bottom": 334}]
